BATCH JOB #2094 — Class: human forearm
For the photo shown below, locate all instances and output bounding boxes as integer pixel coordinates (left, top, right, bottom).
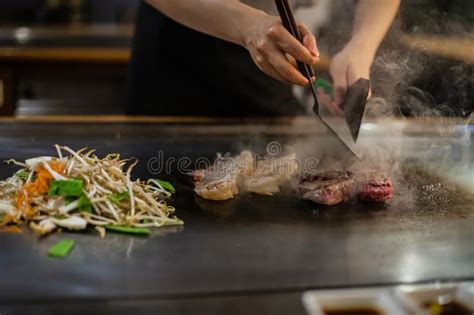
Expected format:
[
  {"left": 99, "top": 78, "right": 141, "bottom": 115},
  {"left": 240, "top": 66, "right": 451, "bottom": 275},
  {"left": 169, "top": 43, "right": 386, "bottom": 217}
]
[
  {"left": 145, "top": 0, "right": 319, "bottom": 86},
  {"left": 145, "top": 0, "right": 265, "bottom": 46},
  {"left": 328, "top": 0, "right": 400, "bottom": 107},
  {"left": 348, "top": 0, "right": 400, "bottom": 59}
]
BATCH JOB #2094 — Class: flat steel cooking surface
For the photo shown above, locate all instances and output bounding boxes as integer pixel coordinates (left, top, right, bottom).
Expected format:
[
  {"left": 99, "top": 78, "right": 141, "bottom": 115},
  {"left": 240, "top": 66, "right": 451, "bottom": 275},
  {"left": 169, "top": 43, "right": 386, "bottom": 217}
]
[{"left": 0, "top": 122, "right": 473, "bottom": 312}]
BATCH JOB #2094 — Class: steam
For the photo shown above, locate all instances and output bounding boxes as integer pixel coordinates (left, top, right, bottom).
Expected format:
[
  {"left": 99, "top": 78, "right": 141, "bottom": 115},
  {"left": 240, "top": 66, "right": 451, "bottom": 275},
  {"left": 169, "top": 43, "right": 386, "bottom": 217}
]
[
  {"left": 223, "top": 1, "right": 473, "bottom": 201},
  {"left": 288, "top": 1, "right": 473, "bottom": 197}
]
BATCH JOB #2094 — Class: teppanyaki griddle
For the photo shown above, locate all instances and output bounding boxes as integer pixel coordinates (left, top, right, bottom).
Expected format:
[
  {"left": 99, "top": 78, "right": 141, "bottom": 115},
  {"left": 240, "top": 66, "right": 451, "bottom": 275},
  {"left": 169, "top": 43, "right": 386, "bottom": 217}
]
[{"left": 0, "top": 122, "right": 472, "bottom": 312}]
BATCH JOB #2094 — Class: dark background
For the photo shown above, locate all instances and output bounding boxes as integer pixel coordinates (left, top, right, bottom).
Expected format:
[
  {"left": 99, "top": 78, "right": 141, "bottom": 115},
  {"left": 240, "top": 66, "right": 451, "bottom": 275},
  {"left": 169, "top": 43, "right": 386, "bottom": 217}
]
[
  {"left": 0, "top": 0, "right": 140, "bottom": 25},
  {"left": 0, "top": 0, "right": 471, "bottom": 117}
]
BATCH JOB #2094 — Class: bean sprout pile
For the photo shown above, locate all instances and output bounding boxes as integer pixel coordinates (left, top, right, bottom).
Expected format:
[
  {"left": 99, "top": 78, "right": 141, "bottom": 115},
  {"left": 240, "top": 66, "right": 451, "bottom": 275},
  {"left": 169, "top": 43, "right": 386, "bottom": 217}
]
[{"left": 0, "top": 145, "right": 183, "bottom": 236}]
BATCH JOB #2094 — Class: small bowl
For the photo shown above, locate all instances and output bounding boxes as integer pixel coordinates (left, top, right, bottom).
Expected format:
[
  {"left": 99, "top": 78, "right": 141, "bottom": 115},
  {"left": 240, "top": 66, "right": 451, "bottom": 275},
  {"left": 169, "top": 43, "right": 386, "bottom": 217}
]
[
  {"left": 302, "top": 288, "right": 407, "bottom": 315},
  {"left": 395, "top": 282, "right": 474, "bottom": 315}
]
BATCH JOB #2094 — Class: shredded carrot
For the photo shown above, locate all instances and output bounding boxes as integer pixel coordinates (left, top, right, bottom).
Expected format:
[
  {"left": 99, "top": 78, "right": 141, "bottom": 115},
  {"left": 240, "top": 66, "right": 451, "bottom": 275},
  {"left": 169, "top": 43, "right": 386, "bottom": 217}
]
[
  {"left": 0, "top": 226, "right": 23, "bottom": 233},
  {"left": 0, "top": 213, "right": 14, "bottom": 225},
  {"left": 16, "top": 160, "right": 65, "bottom": 219}
]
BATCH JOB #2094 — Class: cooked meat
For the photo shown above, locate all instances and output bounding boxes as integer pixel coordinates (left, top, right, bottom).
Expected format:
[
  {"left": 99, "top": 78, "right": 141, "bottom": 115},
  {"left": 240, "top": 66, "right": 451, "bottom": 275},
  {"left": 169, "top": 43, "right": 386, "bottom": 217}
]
[
  {"left": 298, "top": 171, "right": 394, "bottom": 205},
  {"left": 356, "top": 172, "right": 394, "bottom": 202},
  {"left": 194, "top": 151, "right": 298, "bottom": 200},
  {"left": 243, "top": 153, "right": 298, "bottom": 196},
  {"left": 298, "top": 171, "right": 356, "bottom": 205},
  {"left": 194, "top": 149, "right": 394, "bottom": 204},
  {"left": 194, "top": 151, "right": 254, "bottom": 201},
  {"left": 243, "top": 176, "right": 281, "bottom": 196},
  {"left": 192, "top": 169, "right": 206, "bottom": 184},
  {"left": 194, "top": 173, "right": 238, "bottom": 201}
]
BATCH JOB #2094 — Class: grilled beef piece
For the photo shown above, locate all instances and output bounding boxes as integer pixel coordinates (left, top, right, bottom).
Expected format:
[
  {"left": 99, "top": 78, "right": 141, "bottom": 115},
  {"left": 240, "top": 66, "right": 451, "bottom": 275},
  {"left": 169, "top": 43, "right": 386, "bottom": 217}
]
[
  {"left": 298, "top": 171, "right": 357, "bottom": 205},
  {"left": 356, "top": 172, "right": 394, "bottom": 202},
  {"left": 298, "top": 171, "right": 394, "bottom": 205}
]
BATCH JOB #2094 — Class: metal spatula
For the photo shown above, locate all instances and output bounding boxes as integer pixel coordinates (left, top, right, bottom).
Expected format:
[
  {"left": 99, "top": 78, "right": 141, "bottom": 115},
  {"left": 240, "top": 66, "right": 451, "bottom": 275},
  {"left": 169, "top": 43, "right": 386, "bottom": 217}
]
[
  {"left": 274, "top": 0, "right": 365, "bottom": 162},
  {"left": 343, "top": 78, "right": 370, "bottom": 142},
  {"left": 318, "top": 78, "right": 370, "bottom": 144}
]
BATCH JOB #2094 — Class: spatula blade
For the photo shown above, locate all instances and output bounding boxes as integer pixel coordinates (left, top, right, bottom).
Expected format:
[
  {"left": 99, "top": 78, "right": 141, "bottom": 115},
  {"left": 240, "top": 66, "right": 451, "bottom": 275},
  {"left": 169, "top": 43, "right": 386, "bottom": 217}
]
[
  {"left": 314, "top": 78, "right": 368, "bottom": 165},
  {"left": 343, "top": 78, "right": 370, "bottom": 143}
]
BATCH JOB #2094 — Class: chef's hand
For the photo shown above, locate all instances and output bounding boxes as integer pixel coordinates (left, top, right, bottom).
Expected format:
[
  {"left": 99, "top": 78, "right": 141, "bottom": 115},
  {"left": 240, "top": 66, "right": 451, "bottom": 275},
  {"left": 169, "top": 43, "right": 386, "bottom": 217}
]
[
  {"left": 243, "top": 16, "right": 319, "bottom": 86},
  {"left": 328, "top": 43, "right": 373, "bottom": 114}
]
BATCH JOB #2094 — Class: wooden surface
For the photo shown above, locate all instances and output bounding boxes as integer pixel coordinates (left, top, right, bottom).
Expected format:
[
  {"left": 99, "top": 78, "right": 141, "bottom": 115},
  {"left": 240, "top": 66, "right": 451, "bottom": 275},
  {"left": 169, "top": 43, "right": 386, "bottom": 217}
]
[
  {"left": 0, "top": 47, "right": 130, "bottom": 63},
  {"left": 0, "top": 24, "right": 132, "bottom": 63},
  {"left": 0, "top": 114, "right": 469, "bottom": 126},
  {"left": 400, "top": 33, "right": 474, "bottom": 64},
  {"left": 0, "top": 115, "right": 296, "bottom": 124},
  {"left": 0, "top": 24, "right": 134, "bottom": 38}
]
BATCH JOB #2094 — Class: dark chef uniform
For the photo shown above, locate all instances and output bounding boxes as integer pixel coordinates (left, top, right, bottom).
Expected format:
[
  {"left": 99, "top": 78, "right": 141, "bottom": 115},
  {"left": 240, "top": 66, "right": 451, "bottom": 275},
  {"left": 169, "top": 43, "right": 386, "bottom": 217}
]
[{"left": 127, "top": 1, "right": 314, "bottom": 116}]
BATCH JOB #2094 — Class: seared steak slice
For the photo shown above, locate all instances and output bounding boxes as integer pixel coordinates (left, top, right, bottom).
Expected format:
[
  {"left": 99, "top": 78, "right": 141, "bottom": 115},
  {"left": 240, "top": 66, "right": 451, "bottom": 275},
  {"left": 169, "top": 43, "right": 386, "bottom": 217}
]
[
  {"left": 298, "top": 171, "right": 356, "bottom": 205},
  {"left": 298, "top": 171, "right": 394, "bottom": 205},
  {"left": 356, "top": 172, "right": 394, "bottom": 202}
]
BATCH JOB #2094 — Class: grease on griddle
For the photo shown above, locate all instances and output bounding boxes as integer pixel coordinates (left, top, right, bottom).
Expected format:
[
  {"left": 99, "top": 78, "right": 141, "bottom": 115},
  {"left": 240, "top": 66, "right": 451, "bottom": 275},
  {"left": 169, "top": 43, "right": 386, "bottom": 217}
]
[
  {"left": 423, "top": 301, "right": 472, "bottom": 315},
  {"left": 323, "top": 307, "right": 383, "bottom": 315}
]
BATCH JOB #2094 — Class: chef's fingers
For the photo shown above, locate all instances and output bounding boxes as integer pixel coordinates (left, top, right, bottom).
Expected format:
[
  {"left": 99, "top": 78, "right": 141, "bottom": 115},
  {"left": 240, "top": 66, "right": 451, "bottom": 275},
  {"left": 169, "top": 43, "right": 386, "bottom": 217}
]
[
  {"left": 286, "top": 54, "right": 297, "bottom": 67},
  {"left": 264, "top": 66, "right": 292, "bottom": 85},
  {"left": 267, "top": 24, "right": 318, "bottom": 65},
  {"left": 334, "top": 85, "right": 346, "bottom": 105},
  {"left": 332, "top": 85, "right": 347, "bottom": 116},
  {"left": 317, "top": 87, "right": 336, "bottom": 115},
  {"left": 268, "top": 51, "right": 309, "bottom": 86},
  {"left": 255, "top": 55, "right": 294, "bottom": 85},
  {"left": 332, "top": 73, "right": 347, "bottom": 108},
  {"left": 268, "top": 64, "right": 295, "bottom": 85},
  {"left": 257, "top": 61, "right": 291, "bottom": 85},
  {"left": 286, "top": 54, "right": 316, "bottom": 82},
  {"left": 298, "top": 23, "right": 320, "bottom": 58},
  {"left": 252, "top": 42, "right": 307, "bottom": 85},
  {"left": 330, "top": 101, "right": 344, "bottom": 116},
  {"left": 330, "top": 78, "right": 347, "bottom": 116}
]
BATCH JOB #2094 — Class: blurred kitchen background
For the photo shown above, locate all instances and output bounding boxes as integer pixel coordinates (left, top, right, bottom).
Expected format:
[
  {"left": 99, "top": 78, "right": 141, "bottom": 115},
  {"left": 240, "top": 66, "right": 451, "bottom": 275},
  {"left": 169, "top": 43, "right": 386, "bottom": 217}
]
[{"left": 0, "top": 0, "right": 472, "bottom": 117}]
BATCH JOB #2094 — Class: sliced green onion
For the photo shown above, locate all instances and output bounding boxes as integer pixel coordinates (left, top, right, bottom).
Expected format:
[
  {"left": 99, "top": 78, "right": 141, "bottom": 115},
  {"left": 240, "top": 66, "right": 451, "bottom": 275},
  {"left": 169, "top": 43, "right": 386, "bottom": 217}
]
[
  {"left": 77, "top": 195, "right": 93, "bottom": 213},
  {"left": 65, "top": 194, "right": 93, "bottom": 213},
  {"left": 107, "top": 191, "right": 130, "bottom": 204},
  {"left": 49, "top": 179, "right": 84, "bottom": 197},
  {"left": 105, "top": 225, "right": 151, "bottom": 235},
  {"left": 65, "top": 196, "right": 76, "bottom": 205},
  {"left": 154, "top": 179, "right": 176, "bottom": 194},
  {"left": 48, "top": 239, "right": 75, "bottom": 258},
  {"left": 15, "top": 170, "right": 31, "bottom": 181}
]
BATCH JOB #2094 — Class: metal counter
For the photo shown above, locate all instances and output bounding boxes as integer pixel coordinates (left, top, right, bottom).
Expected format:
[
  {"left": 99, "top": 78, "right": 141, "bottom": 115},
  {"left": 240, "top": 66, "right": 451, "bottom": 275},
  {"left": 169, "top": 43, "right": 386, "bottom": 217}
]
[{"left": 0, "top": 120, "right": 473, "bottom": 314}]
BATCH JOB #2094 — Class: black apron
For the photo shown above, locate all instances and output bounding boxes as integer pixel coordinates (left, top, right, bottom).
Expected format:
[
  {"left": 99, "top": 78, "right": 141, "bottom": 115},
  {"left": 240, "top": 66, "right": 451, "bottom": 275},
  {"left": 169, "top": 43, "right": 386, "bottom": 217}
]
[{"left": 127, "top": 2, "right": 303, "bottom": 116}]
